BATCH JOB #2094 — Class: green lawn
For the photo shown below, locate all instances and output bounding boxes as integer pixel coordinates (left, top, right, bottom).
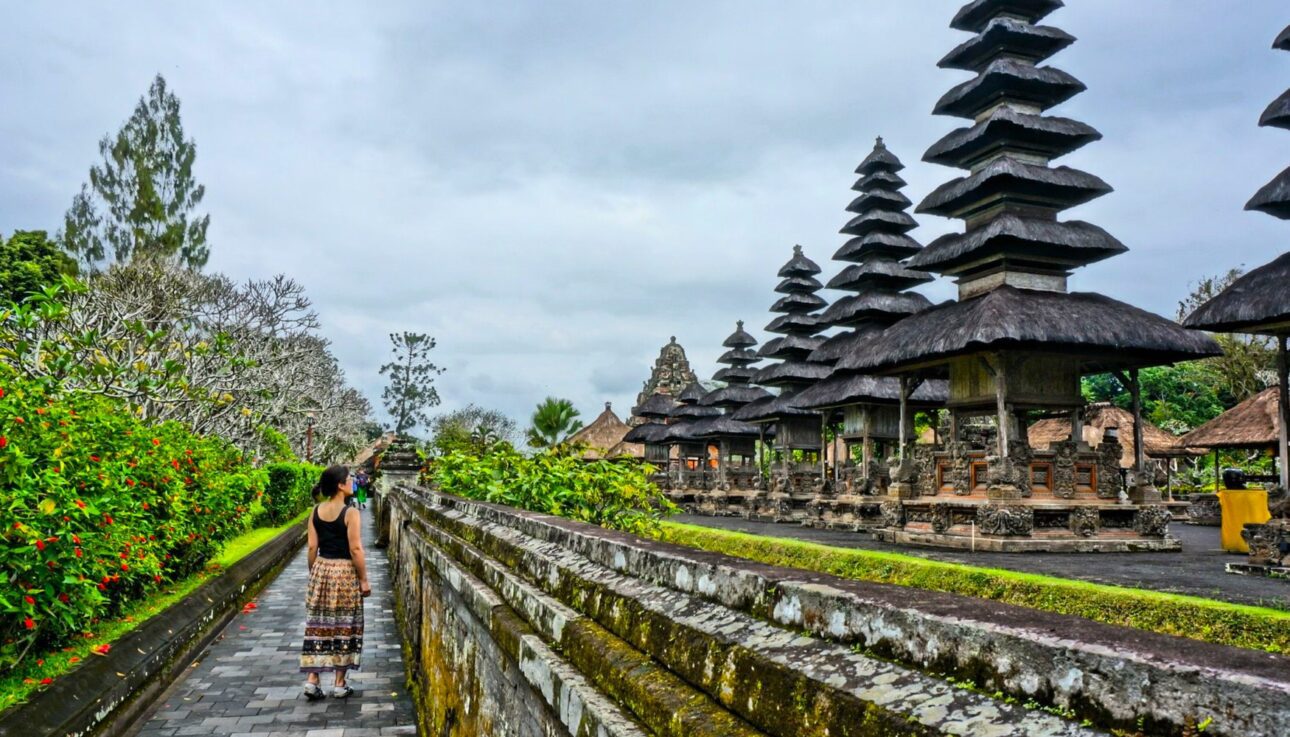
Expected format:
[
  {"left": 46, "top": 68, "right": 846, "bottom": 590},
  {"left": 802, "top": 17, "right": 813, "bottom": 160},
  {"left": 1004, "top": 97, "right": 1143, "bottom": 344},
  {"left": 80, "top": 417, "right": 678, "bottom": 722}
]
[
  {"left": 655, "top": 521, "right": 1290, "bottom": 654},
  {"left": 0, "top": 510, "right": 309, "bottom": 714}
]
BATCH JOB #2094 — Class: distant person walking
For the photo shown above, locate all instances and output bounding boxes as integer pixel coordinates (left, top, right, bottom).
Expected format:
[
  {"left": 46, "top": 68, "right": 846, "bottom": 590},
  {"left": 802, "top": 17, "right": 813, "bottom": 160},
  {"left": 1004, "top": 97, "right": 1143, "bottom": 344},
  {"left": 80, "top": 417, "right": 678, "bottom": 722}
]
[
  {"left": 300, "top": 465, "right": 371, "bottom": 700},
  {"left": 354, "top": 470, "right": 369, "bottom": 510}
]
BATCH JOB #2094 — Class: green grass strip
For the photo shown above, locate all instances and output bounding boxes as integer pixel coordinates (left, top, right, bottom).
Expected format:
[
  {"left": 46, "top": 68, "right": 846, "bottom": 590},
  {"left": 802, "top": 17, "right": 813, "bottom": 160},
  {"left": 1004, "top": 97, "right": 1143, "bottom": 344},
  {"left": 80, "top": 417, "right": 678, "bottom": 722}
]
[
  {"left": 0, "top": 510, "right": 308, "bottom": 714},
  {"left": 655, "top": 521, "right": 1290, "bottom": 654}
]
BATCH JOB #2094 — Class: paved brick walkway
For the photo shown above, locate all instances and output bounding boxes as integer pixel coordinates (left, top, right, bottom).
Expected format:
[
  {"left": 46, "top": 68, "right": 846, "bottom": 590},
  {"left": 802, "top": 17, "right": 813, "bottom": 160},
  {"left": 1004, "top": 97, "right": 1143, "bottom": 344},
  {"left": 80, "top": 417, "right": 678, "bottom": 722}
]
[{"left": 130, "top": 506, "right": 418, "bottom": 737}]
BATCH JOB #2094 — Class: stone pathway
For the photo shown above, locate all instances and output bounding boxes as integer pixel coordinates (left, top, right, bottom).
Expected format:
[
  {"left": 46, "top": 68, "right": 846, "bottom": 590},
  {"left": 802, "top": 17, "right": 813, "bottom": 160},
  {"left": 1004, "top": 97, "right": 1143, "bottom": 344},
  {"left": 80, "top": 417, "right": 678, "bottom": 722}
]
[
  {"left": 130, "top": 506, "right": 418, "bottom": 737},
  {"left": 676, "top": 515, "right": 1290, "bottom": 609}
]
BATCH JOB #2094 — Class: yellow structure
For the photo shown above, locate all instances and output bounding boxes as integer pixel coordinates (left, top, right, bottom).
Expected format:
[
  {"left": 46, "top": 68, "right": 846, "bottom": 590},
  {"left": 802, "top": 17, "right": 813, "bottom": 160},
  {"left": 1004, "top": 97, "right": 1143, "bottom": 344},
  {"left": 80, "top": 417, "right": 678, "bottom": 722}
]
[{"left": 1218, "top": 489, "right": 1271, "bottom": 553}]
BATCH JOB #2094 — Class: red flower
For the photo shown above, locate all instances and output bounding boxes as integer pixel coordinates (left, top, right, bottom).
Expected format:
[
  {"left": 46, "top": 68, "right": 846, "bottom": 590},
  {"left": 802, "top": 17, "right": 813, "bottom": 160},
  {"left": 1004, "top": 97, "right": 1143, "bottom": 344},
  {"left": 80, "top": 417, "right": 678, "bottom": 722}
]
[
  {"left": 120, "top": 563, "right": 129, "bottom": 572},
  {"left": 0, "top": 437, "right": 7, "bottom": 448},
  {"left": 39, "top": 677, "right": 52, "bottom": 686},
  {"left": 154, "top": 575, "right": 162, "bottom": 583},
  {"left": 24, "top": 596, "right": 34, "bottom": 606},
  {"left": 0, "top": 388, "right": 5, "bottom": 397},
  {"left": 12, "top": 417, "right": 23, "bottom": 424},
  {"left": 35, "top": 540, "right": 45, "bottom": 551},
  {"left": 72, "top": 534, "right": 80, "bottom": 544},
  {"left": 68, "top": 656, "right": 80, "bottom": 663},
  {"left": 151, "top": 438, "right": 160, "bottom": 446},
  {"left": 96, "top": 583, "right": 106, "bottom": 591},
  {"left": 141, "top": 502, "right": 149, "bottom": 511},
  {"left": 23, "top": 617, "right": 34, "bottom": 630},
  {"left": 104, "top": 516, "right": 114, "bottom": 525},
  {"left": 36, "top": 659, "right": 43, "bottom": 666},
  {"left": 89, "top": 455, "right": 99, "bottom": 462},
  {"left": 74, "top": 548, "right": 82, "bottom": 558},
  {"left": 93, "top": 644, "right": 111, "bottom": 655},
  {"left": 171, "top": 459, "right": 180, "bottom": 470},
  {"left": 124, "top": 479, "right": 135, "bottom": 487},
  {"left": 75, "top": 500, "right": 85, "bottom": 509},
  {"left": 58, "top": 593, "right": 69, "bottom": 603},
  {"left": 119, "top": 552, "right": 127, "bottom": 559}
]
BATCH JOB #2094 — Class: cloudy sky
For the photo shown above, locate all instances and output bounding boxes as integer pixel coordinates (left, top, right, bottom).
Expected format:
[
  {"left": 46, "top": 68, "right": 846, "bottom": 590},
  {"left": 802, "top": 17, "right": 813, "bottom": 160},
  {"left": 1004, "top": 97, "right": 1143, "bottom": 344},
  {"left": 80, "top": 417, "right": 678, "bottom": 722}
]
[{"left": 3, "top": 1, "right": 1287, "bottom": 430}]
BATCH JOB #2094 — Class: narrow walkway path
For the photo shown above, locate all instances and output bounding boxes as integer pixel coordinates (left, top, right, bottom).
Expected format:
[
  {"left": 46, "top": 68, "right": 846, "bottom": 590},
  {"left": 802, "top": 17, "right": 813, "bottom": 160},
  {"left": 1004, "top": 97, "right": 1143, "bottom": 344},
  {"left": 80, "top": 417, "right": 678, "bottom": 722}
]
[
  {"left": 676, "top": 515, "right": 1290, "bottom": 609},
  {"left": 132, "top": 506, "right": 418, "bottom": 737}
]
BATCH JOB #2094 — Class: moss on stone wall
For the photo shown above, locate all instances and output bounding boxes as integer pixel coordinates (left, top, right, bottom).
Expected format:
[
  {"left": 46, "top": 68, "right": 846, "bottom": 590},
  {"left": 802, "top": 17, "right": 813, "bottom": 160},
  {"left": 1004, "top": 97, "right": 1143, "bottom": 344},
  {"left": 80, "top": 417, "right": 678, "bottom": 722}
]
[{"left": 655, "top": 522, "right": 1290, "bottom": 654}]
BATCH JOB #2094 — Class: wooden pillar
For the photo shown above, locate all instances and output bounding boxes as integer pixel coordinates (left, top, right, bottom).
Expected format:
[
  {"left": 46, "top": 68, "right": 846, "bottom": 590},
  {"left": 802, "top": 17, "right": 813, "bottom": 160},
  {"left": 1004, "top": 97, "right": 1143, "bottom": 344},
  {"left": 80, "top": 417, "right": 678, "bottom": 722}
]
[
  {"left": 862, "top": 407, "right": 873, "bottom": 470},
  {"left": 1214, "top": 448, "right": 1221, "bottom": 492},
  {"left": 898, "top": 377, "right": 911, "bottom": 463},
  {"left": 758, "top": 425, "right": 766, "bottom": 484},
  {"left": 820, "top": 414, "right": 828, "bottom": 483},
  {"left": 1070, "top": 407, "right": 1084, "bottom": 446},
  {"left": 949, "top": 408, "right": 960, "bottom": 445},
  {"left": 994, "top": 356, "right": 1009, "bottom": 458},
  {"left": 1278, "top": 335, "right": 1289, "bottom": 491},
  {"left": 832, "top": 418, "right": 841, "bottom": 483},
  {"left": 1129, "top": 368, "right": 1147, "bottom": 476}
]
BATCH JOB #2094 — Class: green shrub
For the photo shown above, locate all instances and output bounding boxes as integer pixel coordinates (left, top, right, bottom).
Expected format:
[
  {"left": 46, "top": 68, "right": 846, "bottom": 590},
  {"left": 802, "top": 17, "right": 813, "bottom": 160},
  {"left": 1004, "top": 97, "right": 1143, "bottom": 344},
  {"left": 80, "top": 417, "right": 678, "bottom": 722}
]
[
  {"left": 429, "top": 448, "right": 674, "bottom": 535},
  {"left": 263, "top": 462, "right": 322, "bottom": 525},
  {"left": 0, "top": 367, "right": 292, "bottom": 668}
]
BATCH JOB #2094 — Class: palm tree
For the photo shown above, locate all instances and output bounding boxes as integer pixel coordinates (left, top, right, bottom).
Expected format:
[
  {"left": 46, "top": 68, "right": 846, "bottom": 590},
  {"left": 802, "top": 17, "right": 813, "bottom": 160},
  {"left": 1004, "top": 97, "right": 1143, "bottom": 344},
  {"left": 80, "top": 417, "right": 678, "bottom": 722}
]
[{"left": 526, "top": 397, "right": 583, "bottom": 450}]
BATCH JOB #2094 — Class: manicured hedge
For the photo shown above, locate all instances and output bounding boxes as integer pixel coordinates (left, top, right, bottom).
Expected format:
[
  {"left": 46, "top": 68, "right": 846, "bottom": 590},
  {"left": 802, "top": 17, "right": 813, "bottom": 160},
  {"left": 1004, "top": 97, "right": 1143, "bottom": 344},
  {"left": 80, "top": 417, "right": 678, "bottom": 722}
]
[
  {"left": 656, "top": 522, "right": 1290, "bottom": 654},
  {"left": 263, "top": 462, "right": 322, "bottom": 525},
  {"left": 0, "top": 368, "right": 317, "bottom": 669}
]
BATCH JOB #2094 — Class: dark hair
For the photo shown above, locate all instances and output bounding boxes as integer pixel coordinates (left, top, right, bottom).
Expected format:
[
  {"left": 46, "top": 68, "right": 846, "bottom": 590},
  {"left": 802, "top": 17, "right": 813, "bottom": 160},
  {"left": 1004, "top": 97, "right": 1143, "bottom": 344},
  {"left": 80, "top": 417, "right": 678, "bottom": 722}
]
[{"left": 313, "top": 465, "right": 350, "bottom": 499}]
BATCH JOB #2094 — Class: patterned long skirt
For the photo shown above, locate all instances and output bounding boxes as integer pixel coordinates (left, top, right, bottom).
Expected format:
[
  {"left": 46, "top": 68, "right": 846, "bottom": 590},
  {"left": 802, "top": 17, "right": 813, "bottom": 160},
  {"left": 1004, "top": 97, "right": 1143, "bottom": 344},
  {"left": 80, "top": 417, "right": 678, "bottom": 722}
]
[{"left": 299, "top": 557, "right": 364, "bottom": 673}]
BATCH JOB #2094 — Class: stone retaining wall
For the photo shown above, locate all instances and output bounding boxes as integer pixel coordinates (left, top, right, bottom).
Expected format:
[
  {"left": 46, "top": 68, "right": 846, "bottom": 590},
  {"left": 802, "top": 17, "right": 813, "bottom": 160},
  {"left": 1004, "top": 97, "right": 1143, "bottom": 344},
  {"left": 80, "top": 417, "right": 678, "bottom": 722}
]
[{"left": 384, "top": 485, "right": 1290, "bottom": 737}]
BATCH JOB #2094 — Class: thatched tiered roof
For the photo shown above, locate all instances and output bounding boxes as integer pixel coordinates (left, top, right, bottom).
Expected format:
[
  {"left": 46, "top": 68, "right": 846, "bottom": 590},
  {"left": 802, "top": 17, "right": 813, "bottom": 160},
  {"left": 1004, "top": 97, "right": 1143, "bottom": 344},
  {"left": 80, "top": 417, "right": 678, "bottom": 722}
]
[
  {"left": 753, "top": 245, "right": 829, "bottom": 387},
  {"left": 1182, "top": 387, "right": 1283, "bottom": 450},
  {"left": 631, "top": 337, "right": 697, "bottom": 424},
  {"left": 568, "top": 402, "right": 636, "bottom": 460},
  {"left": 1028, "top": 403, "right": 1196, "bottom": 467},
  {"left": 694, "top": 321, "right": 770, "bottom": 440},
  {"left": 664, "top": 382, "right": 722, "bottom": 442}
]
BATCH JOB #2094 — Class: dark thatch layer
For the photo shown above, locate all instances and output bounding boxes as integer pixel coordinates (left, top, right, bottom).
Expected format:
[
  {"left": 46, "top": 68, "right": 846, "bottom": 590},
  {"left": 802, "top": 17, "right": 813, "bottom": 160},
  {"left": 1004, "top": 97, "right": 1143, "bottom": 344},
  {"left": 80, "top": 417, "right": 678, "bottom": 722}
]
[
  {"left": 699, "top": 384, "right": 772, "bottom": 407},
  {"left": 950, "top": 0, "right": 1063, "bottom": 33},
  {"left": 933, "top": 58, "right": 1084, "bottom": 118},
  {"left": 759, "top": 335, "right": 825, "bottom": 359},
  {"left": 917, "top": 157, "right": 1111, "bottom": 219},
  {"left": 834, "top": 232, "right": 923, "bottom": 262},
  {"left": 857, "top": 170, "right": 907, "bottom": 191},
  {"left": 1275, "top": 25, "right": 1290, "bottom": 51},
  {"left": 752, "top": 361, "right": 832, "bottom": 386},
  {"left": 847, "top": 188, "right": 913, "bottom": 213},
  {"left": 794, "top": 373, "right": 949, "bottom": 410},
  {"left": 712, "top": 366, "right": 756, "bottom": 384},
  {"left": 765, "top": 313, "right": 820, "bottom": 335},
  {"left": 1182, "top": 387, "right": 1282, "bottom": 450},
  {"left": 939, "top": 16, "right": 1073, "bottom": 72},
  {"left": 777, "top": 245, "right": 822, "bottom": 277},
  {"left": 731, "top": 392, "right": 818, "bottom": 422},
  {"left": 907, "top": 215, "right": 1125, "bottom": 272},
  {"left": 923, "top": 107, "right": 1100, "bottom": 169},
  {"left": 1246, "top": 166, "right": 1290, "bottom": 219},
  {"left": 808, "top": 325, "right": 886, "bottom": 365},
  {"left": 826, "top": 261, "right": 933, "bottom": 292},
  {"left": 690, "top": 416, "right": 763, "bottom": 439},
  {"left": 837, "top": 286, "right": 1221, "bottom": 375},
  {"left": 718, "top": 348, "right": 759, "bottom": 365},
  {"left": 671, "top": 403, "right": 722, "bottom": 420},
  {"left": 1182, "top": 251, "right": 1290, "bottom": 335},
  {"left": 663, "top": 421, "right": 704, "bottom": 442},
  {"left": 1028, "top": 403, "right": 1195, "bottom": 465},
  {"left": 840, "top": 209, "right": 918, "bottom": 237},
  {"left": 856, "top": 140, "right": 903, "bottom": 174},
  {"left": 819, "top": 292, "right": 932, "bottom": 327},
  {"left": 775, "top": 275, "right": 824, "bottom": 293},
  {"left": 622, "top": 422, "right": 670, "bottom": 444},
  {"left": 722, "top": 321, "right": 758, "bottom": 348},
  {"left": 771, "top": 292, "right": 829, "bottom": 314},
  {"left": 1259, "top": 89, "right": 1290, "bottom": 130},
  {"left": 632, "top": 393, "right": 676, "bottom": 419},
  {"left": 677, "top": 382, "right": 708, "bottom": 404}
]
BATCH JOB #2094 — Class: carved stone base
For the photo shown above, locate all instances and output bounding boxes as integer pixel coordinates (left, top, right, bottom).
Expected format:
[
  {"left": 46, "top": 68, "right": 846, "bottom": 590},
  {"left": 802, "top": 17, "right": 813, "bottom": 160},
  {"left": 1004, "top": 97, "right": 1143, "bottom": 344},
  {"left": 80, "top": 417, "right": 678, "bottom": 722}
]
[
  {"left": 1185, "top": 494, "right": 1222, "bottom": 526},
  {"left": 976, "top": 504, "right": 1034, "bottom": 537},
  {"left": 1241, "top": 520, "right": 1290, "bottom": 567}
]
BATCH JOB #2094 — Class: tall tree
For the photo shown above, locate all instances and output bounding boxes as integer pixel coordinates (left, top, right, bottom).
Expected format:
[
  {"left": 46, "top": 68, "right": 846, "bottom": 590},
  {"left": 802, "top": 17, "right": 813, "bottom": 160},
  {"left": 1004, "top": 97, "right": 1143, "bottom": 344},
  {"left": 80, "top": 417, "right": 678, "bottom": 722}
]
[
  {"left": 380, "top": 332, "right": 444, "bottom": 436},
  {"left": 0, "top": 230, "right": 78, "bottom": 305},
  {"left": 429, "top": 404, "right": 518, "bottom": 456},
  {"left": 60, "top": 74, "right": 210, "bottom": 270},
  {"left": 526, "top": 397, "right": 583, "bottom": 450},
  {"left": 1176, "top": 269, "right": 1276, "bottom": 405}
]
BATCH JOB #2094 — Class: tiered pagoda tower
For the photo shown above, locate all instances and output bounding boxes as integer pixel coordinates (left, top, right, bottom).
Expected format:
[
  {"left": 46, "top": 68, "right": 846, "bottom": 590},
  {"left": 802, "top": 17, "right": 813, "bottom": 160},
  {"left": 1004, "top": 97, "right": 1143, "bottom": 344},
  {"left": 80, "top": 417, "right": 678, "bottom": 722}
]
[
  {"left": 797, "top": 139, "right": 947, "bottom": 499},
  {"left": 693, "top": 322, "right": 772, "bottom": 506},
  {"left": 1185, "top": 24, "right": 1290, "bottom": 494},
  {"left": 623, "top": 393, "right": 677, "bottom": 477},
  {"left": 839, "top": 0, "right": 1218, "bottom": 551},
  {"left": 631, "top": 337, "right": 698, "bottom": 425},
  {"left": 663, "top": 382, "right": 722, "bottom": 499}
]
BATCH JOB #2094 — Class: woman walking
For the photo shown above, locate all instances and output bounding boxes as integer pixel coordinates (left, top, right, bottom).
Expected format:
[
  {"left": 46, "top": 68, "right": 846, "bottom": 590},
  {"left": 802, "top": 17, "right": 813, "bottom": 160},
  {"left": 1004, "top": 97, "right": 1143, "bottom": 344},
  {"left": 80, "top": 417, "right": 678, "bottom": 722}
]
[{"left": 300, "top": 465, "right": 371, "bottom": 700}]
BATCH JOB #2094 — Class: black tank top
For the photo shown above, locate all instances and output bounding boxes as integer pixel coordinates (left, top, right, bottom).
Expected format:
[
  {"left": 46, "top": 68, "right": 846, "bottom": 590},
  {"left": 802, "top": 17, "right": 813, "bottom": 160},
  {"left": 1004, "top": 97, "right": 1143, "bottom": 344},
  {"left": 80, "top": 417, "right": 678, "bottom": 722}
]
[{"left": 314, "top": 505, "right": 352, "bottom": 559}]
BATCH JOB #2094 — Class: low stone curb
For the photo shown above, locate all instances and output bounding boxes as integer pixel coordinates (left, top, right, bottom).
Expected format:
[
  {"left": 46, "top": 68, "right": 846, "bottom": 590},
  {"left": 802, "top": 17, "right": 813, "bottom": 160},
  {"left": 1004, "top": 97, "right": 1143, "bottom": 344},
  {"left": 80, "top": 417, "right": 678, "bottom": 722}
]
[{"left": 0, "top": 520, "right": 306, "bottom": 737}]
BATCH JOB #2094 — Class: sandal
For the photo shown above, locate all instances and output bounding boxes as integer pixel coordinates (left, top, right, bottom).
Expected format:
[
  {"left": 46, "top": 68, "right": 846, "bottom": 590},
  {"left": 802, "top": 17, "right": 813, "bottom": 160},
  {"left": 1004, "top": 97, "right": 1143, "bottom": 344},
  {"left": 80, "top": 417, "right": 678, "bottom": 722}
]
[
  {"left": 303, "top": 682, "right": 325, "bottom": 701},
  {"left": 332, "top": 685, "right": 354, "bottom": 699}
]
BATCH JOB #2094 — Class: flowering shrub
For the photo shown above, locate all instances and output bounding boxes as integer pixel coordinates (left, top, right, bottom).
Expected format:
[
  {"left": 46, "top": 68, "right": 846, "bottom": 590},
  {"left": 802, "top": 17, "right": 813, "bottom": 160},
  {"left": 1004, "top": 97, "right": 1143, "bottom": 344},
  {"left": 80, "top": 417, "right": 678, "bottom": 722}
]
[
  {"left": 0, "top": 367, "right": 315, "bottom": 668},
  {"left": 263, "top": 462, "right": 323, "bottom": 525},
  {"left": 430, "top": 447, "right": 675, "bottom": 536}
]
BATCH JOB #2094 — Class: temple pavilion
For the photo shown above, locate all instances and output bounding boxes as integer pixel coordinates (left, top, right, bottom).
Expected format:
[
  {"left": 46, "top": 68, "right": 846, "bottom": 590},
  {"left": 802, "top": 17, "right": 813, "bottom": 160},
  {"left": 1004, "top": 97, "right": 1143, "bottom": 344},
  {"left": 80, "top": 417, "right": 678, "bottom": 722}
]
[
  {"left": 568, "top": 402, "right": 635, "bottom": 460},
  {"left": 662, "top": 381, "right": 723, "bottom": 501},
  {"left": 1183, "top": 24, "right": 1290, "bottom": 493},
  {"left": 795, "top": 138, "right": 949, "bottom": 527},
  {"left": 732, "top": 246, "right": 834, "bottom": 519},
  {"left": 622, "top": 392, "right": 677, "bottom": 482},
  {"left": 832, "top": 0, "right": 1220, "bottom": 551}
]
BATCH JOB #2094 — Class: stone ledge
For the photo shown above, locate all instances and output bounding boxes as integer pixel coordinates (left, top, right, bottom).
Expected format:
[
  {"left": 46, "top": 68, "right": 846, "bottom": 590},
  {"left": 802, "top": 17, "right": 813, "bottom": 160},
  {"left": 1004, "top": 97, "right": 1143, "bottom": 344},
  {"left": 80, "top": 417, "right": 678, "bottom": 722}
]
[
  {"left": 402, "top": 485, "right": 1290, "bottom": 737},
  {"left": 394, "top": 488, "right": 1102, "bottom": 737},
  {"left": 0, "top": 520, "right": 306, "bottom": 737}
]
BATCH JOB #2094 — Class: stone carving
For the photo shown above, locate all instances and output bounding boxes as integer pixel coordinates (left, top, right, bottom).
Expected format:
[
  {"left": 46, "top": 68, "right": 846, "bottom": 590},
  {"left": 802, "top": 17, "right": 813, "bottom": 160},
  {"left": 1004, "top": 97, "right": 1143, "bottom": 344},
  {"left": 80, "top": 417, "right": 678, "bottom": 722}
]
[
  {"left": 1185, "top": 493, "right": 1221, "bottom": 526},
  {"left": 929, "top": 503, "right": 952, "bottom": 534},
  {"left": 976, "top": 504, "right": 1034, "bottom": 537},
  {"left": 879, "top": 499, "right": 905, "bottom": 529},
  {"left": 1096, "top": 440, "right": 1123, "bottom": 499},
  {"left": 1068, "top": 507, "right": 1100, "bottom": 538},
  {"left": 1241, "top": 520, "right": 1289, "bottom": 566},
  {"left": 1133, "top": 505, "right": 1172, "bottom": 538},
  {"left": 1051, "top": 440, "right": 1077, "bottom": 499},
  {"left": 1008, "top": 441, "right": 1034, "bottom": 498}
]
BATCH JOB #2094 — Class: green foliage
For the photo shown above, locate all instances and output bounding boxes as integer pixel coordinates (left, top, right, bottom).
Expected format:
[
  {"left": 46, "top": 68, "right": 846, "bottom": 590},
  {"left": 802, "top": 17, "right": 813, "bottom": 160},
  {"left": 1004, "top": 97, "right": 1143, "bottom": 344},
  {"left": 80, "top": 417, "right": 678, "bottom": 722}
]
[
  {"left": 430, "top": 447, "right": 675, "bottom": 536},
  {"left": 526, "top": 397, "right": 583, "bottom": 450},
  {"left": 379, "top": 332, "right": 443, "bottom": 435},
  {"left": 657, "top": 522, "right": 1290, "bottom": 654},
  {"left": 1082, "top": 364, "right": 1226, "bottom": 434},
  {"left": 263, "top": 462, "right": 323, "bottom": 526},
  {"left": 0, "top": 231, "right": 77, "bottom": 306},
  {"left": 428, "top": 404, "right": 518, "bottom": 458},
  {"left": 0, "top": 368, "right": 317, "bottom": 669},
  {"left": 60, "top": 74, "right": 210, "bottom": 270}
]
